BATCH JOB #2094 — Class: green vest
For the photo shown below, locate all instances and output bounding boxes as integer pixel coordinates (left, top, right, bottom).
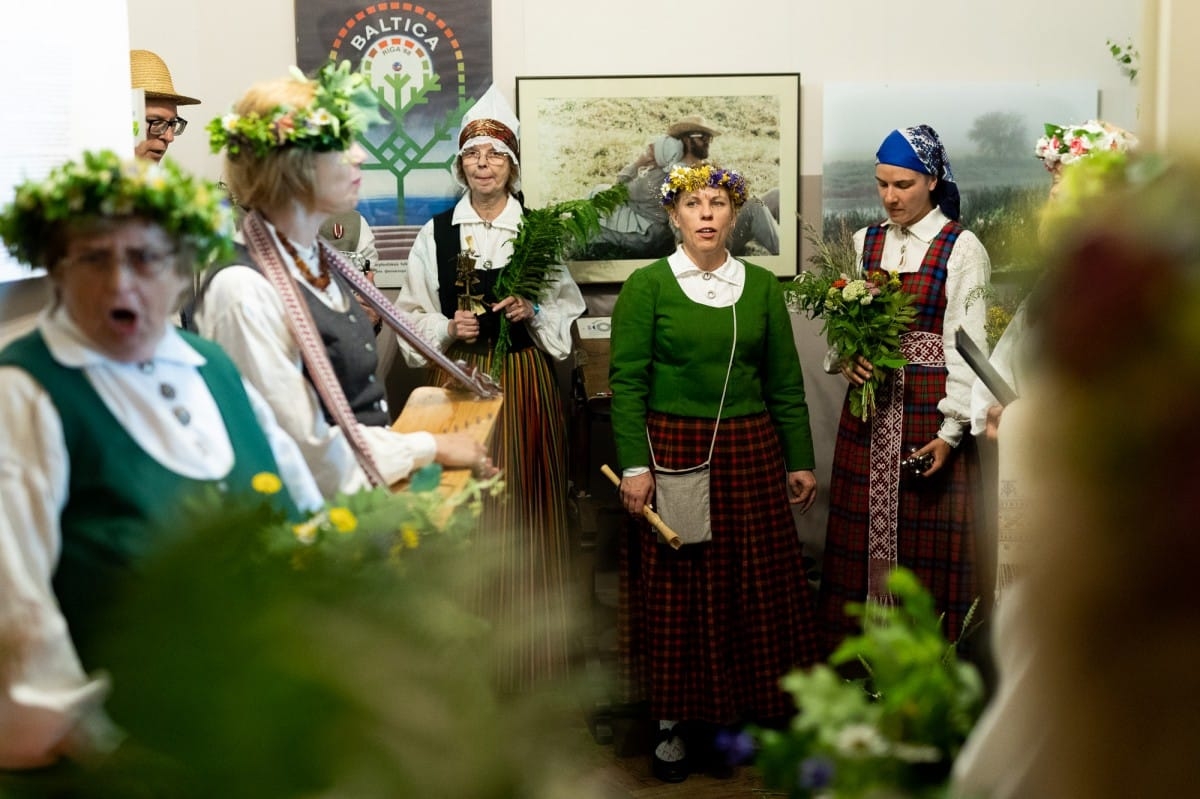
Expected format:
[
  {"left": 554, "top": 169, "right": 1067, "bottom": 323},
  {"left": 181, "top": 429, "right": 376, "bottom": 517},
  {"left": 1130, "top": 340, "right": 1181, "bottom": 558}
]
[{"left": 0, "top": 329, "right": 300, "bottom": 666}]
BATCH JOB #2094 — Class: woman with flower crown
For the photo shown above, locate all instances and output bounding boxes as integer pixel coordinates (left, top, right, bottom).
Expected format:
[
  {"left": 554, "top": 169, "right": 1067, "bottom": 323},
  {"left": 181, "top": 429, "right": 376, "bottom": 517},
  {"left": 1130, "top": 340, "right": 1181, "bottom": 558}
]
[
  {"left": 816, "top": 124, "right": 990, "bottom": 656},
  {"left": 0, "top": 151, "right": 324, "bottom": 768},
  {"left": 193, "top": 63, "right": 490, "bottom": 500},
  {"left": 609, "top": 161, "right": 821, "bottom": 783}
]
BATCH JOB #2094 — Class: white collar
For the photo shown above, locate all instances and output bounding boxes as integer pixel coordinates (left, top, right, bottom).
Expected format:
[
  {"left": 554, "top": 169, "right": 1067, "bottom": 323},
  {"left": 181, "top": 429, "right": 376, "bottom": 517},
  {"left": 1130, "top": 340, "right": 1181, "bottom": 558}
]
[
  {"left": 667, "top": 246, "right": 744, "bottom": 286},
  {"left": 451, "top": 193, "right": 522, "bottom": 231},
  {"left": 40, "top": 306, "right": 205, "bottom": 370},
  {"left": 884, "top": 206, "right": 949, "bottom": 243}
]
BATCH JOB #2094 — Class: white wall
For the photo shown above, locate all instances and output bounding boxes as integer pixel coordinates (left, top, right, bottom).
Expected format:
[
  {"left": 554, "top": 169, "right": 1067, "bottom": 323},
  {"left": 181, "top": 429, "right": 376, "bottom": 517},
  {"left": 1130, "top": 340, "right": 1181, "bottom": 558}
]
[{"left": 130, "top": 0, "right": 1144, "bottom": 181}]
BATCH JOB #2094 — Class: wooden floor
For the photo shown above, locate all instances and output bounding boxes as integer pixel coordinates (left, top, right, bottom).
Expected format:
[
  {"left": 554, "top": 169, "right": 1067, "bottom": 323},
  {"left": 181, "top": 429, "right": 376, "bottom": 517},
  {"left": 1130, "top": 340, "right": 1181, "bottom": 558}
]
[
  {"left": 567, "top": 713, "right": 780, "bottom": 798},
  {"left": 580, "top": 750, "right": 775, "bottom": 798}
]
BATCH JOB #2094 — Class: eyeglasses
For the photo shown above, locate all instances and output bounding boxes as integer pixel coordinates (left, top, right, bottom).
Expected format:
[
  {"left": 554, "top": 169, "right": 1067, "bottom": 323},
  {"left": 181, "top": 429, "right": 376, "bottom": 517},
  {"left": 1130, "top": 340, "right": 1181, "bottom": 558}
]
[
  {"left": 461, "top": 149, "right": 509, "bottom": 166},
  {"left": 65, "top": 247, "right": 178, "bottom": 278},
  {"left": 146, "top": 117, "right": 188, "bottom": 137},
  {"left": 685, "top": 132, "right": 712, "bottom": 142}
]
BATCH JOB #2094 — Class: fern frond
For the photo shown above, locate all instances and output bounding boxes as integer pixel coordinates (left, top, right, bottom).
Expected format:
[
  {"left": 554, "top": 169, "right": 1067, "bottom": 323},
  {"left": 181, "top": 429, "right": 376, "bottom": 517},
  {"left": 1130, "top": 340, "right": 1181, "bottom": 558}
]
[{"left": 489, "top": 184, "right": 629, "bottom": 377}]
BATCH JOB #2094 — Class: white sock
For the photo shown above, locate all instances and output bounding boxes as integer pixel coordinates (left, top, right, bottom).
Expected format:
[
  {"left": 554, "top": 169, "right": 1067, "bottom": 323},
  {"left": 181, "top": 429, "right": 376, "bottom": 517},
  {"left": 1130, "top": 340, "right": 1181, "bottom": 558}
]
[{"left": 656, "top": 720, "right": 686, "bottom": 762}]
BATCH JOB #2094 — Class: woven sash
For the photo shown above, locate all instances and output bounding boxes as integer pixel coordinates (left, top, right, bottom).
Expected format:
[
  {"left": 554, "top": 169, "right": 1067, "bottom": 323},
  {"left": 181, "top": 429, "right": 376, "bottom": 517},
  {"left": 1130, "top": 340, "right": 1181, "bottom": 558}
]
[
  {"left": 242, "top": 210, "right": 387, "bottom": 488},
  {"left": 867, "top": 330, "right": 944, "bottom": 602},
  {"left": 320, "top": 241, "right": 502, "bottom": 399}
]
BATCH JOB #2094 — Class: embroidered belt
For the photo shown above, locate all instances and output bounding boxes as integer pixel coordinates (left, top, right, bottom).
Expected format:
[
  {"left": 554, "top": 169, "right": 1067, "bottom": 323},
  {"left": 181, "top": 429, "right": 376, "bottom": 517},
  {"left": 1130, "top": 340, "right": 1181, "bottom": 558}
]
[{"left": 867, "top": 330, "right": 944, "bottom": 602}]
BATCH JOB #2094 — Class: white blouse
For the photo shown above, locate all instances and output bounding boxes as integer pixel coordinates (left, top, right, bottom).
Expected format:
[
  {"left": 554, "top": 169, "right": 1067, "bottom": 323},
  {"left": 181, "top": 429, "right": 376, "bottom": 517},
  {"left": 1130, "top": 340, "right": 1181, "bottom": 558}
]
[{"left": 194, "top": 220, "right": 437, "bottom": 498}]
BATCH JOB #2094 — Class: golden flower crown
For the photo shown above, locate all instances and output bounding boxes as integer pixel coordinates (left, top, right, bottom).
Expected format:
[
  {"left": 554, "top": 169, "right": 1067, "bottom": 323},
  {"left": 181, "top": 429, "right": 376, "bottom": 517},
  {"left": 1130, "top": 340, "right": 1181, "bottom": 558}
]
[
  {"left": 660, "top": 162, "right": 749, "bottom": 208},
  {"left": 0, "top": 149, "right": 233, "bottom": 270},
  {"left": 207, "top": 60, "right": 383, "bottom": 158}
]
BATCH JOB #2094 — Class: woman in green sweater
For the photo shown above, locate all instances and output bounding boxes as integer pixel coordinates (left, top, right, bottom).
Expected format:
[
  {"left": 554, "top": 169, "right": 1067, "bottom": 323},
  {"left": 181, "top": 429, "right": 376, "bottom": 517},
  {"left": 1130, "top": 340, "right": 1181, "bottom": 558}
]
[{"left": 609, "top": 162, "right": 821, "bottom": 783}]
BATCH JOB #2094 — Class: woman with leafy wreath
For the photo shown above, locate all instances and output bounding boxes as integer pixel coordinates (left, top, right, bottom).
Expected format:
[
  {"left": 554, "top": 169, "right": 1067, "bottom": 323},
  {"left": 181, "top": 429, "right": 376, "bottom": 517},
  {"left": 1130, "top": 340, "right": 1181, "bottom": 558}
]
[
  {"left": 394, "top": 86, "right": 621, "bottom": 691},
  {"left": 817, "top": 125, "right": 990, "bottom": 656},
  {"left": 193, "top": 62, "right": 490, "bottom": 500},
  {"left": 0, "top": 151, "right": 322, "bottom": 768}
]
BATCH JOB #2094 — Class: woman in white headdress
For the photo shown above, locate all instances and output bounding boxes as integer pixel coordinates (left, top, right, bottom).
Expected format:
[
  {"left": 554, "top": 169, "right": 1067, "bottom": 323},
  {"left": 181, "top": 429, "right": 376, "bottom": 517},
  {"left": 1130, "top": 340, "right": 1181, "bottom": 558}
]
[{"left": 395, "top": 86, "right": 586, "bottom": 690}]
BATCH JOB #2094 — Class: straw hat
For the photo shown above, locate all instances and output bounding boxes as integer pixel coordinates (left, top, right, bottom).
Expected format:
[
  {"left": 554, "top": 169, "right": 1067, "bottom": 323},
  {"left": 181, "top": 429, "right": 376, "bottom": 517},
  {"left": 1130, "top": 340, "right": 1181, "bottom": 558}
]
[
  {"left": 667, "top": 115, "right": 721, "bottom": 139},
  {"left": 130, "top": 49, "right": 200, "bottom": 106}
]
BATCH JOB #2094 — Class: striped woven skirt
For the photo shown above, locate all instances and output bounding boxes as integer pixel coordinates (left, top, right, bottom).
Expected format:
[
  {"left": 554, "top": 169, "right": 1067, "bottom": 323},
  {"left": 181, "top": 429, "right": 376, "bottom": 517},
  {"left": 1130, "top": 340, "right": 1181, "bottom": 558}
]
[
  {"left": 618, "top": 411, "right": 820, "bottom": 723},
  {"left": 435, "top": 343, "right": 573, "bottom": 692}
]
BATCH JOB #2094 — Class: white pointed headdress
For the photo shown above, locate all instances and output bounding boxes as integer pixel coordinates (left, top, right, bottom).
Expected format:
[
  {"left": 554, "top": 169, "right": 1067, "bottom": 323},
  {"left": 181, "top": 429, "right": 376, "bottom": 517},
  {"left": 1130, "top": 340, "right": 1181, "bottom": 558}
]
[{"left": 456, "top": 85, "right": 520, "bottom": 188}]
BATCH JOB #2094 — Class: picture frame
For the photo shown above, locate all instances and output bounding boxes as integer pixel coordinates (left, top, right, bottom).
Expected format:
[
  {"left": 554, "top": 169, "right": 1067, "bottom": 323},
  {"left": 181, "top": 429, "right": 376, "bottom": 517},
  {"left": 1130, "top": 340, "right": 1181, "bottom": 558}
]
[{"left": 516, "top": 73, "right": 800, "bottom": 284}]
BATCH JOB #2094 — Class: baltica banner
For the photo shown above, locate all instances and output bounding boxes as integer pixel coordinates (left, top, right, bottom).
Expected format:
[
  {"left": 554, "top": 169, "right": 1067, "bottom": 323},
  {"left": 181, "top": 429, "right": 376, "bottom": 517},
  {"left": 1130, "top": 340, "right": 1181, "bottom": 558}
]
[{"left": 295, "top": 1, "right": 492, "bottom": 282}]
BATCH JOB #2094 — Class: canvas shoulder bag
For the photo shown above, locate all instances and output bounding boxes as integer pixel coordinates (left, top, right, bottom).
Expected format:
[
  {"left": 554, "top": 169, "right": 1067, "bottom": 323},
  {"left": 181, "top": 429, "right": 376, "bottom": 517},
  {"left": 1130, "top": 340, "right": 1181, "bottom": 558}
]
[{"left": 648, "top": 305, "right": 737, "bottom": 545}]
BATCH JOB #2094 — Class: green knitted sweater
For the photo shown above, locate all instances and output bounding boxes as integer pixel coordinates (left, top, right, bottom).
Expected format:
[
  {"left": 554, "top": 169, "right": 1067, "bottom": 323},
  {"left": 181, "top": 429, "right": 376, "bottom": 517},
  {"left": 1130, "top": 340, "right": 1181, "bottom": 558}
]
[{"left": 608, "top": 258, "right": 815, "bottom": 471}]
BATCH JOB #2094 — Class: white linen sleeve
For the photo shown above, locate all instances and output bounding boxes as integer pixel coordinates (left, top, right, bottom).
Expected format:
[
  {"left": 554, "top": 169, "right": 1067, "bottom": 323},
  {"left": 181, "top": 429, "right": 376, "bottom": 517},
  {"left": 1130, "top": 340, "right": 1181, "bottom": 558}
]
[
  {"left": 193, "top": 266, "right": 369, "bottom": 498},
  {"left": 524, "top": 264, "right": 586, "bottom": 361},
  {"left": 359, "top": 426, "right": 438, "bottom": 487},
  {"left": 0, "top": 368, "right": 118, "bottom": 768},
  {"left": 938, "top": 231, "right": 992, "bottom": 447},
  {"left": 241, "top": 378, "right": 325, "bottom": 513},
  {"left": 393, "top": 221, "right": 454, "bottom": 367},
  {"left": 969, "top": 300, "right": 1027, "bottom": 437}
]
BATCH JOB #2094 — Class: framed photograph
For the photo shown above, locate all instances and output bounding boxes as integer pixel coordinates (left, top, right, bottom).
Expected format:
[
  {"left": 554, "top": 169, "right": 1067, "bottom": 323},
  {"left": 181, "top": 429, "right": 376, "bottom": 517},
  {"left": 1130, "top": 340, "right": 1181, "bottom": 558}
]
[{"left": 516, "top": 73, "right": 800, "bottom": 283}]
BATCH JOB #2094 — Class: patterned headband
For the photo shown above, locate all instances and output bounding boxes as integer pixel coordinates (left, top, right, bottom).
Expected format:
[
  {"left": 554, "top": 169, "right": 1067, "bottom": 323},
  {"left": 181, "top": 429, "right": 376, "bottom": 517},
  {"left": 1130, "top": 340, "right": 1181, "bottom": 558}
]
[{"left": 459, "top": 118, "right": 519, "bottom": 158}]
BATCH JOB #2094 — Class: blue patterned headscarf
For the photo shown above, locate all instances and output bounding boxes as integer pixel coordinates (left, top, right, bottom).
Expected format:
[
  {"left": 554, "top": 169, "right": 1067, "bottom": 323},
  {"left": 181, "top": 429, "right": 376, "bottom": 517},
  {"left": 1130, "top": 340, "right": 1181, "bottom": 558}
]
[{"left": 876, "top": 124, "right": 961, "bottom": 221}]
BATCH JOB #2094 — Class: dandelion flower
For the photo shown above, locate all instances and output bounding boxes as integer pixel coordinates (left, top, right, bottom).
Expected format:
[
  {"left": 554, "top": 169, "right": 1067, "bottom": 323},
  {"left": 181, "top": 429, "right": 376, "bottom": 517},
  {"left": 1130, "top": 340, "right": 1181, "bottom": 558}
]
[
  {"left": 328, "top": 507, "right": 357, "bottom": 534},
  {"left": 251, "top": 472, "right": 283, "bottom": 495}
]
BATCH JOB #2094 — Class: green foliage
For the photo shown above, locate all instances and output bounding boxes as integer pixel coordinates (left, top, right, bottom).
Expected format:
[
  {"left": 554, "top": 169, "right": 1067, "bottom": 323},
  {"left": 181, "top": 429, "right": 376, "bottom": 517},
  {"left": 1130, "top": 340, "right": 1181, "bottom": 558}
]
[
  {"left": 1107, "top": 38, "right": 1139, "bottom": 83},
  {"left": 490, "top": 183, "right": 628, "bottom": 375},
  {"left": 753, "top": 569, "right": 985, "bottom": 799},
  {"left": 0, "top": 149, "right": 234, "bottom": 271},
  {"left": 785, "top": 223, "right": 917, "bottom": 420},
  {"left": 59, "top": 474, "right": 591, "bottom": 799},
  {"left": 207, "top": 60, "right": 384, "bottom": 158}
]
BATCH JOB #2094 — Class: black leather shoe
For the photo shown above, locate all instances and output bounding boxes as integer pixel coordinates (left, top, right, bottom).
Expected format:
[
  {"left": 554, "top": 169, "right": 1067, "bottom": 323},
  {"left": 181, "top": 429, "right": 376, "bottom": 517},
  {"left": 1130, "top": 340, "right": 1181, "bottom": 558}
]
[{"left": 650, "top": 727, "right": 689, "bottom": 783}]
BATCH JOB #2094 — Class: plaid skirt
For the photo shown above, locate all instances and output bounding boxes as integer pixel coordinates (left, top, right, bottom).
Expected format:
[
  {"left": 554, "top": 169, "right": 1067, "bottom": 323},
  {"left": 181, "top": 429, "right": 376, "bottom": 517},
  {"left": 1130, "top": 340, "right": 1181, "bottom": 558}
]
[
  {"left": 436, "top": 344, "right": 572, "bottom": 692},
  {"left": 618, "top": 411, "right": 820, "bottom": 723},
  {"left": 817, "top": 366, "right": 982, "bottom": 654}
]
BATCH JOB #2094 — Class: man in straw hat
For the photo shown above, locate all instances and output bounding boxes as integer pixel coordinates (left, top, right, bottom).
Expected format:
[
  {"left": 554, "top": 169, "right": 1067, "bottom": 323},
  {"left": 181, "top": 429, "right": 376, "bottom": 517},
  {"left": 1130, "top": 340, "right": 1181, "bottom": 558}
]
[
  {"left": 667, "top": 115, "right": 780, "bottom": 255},
  {"left": 130, "top": 49, "right": 200, "bottom": 162},
  {"left": 666, "top": 115, "right": 721, "bottom": 165}
]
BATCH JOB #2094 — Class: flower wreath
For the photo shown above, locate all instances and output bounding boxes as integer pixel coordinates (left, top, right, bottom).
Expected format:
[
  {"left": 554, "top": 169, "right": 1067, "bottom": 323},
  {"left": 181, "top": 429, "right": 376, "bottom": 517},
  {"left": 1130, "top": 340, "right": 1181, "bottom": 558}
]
[
  {"left": 1034, "top": 120, "right": 1138, "bottom": 170},
  {"left": 0, "top": 149, "right": 233, "bottom": 270},
  {"left": 659, "top": 162, "right": 749, "bottom": 208},
  {"left": 207, "top": 60, "right": 383, "bottom": 158}
]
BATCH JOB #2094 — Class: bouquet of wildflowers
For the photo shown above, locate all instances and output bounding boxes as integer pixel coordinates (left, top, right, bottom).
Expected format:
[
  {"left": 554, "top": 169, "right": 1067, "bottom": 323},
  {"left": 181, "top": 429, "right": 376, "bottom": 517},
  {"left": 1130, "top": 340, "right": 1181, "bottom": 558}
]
[
  {"left": 753, "top": 568, "right": 984, "bottom": 799},
  {"left": 784, "top": 225, "right": 917, "bottom": 420}
]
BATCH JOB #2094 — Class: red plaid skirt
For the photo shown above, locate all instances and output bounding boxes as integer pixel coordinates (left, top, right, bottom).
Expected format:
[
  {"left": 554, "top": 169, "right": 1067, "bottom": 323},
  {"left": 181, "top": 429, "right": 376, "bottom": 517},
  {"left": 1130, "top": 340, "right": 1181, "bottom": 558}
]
[
  {"left": 618, "top": 411, "right": 820, "bottom": 723},
  {"left": 817, "top": 365, "right": 982, "bottom": 654}
]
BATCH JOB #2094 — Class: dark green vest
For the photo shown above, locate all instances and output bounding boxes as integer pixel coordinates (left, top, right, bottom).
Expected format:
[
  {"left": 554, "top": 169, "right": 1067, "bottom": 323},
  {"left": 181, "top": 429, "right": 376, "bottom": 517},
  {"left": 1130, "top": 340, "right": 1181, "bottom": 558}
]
[{"left": 0, "top": 329, "right": 300, "bottom": 667}]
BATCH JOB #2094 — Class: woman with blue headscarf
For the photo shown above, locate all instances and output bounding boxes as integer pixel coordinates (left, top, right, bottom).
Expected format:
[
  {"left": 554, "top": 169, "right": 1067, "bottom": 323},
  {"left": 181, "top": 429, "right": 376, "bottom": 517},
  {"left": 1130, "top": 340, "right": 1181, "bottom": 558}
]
[{"left": 817, "top": 124, "right": 990, "bottom": 654}]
